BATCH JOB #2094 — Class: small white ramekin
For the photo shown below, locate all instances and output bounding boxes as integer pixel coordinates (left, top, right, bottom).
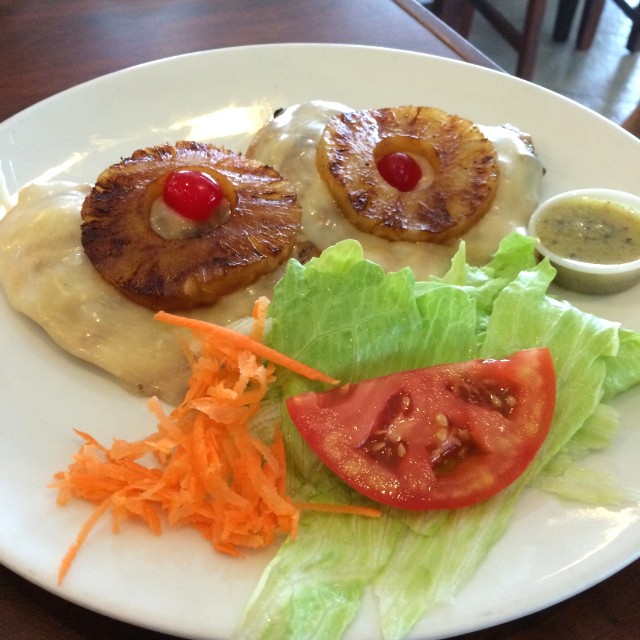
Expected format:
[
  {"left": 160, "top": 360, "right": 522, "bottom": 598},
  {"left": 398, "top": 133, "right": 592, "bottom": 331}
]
[{"left": 528, "top": 188, "right": 640, "bottom": 295}]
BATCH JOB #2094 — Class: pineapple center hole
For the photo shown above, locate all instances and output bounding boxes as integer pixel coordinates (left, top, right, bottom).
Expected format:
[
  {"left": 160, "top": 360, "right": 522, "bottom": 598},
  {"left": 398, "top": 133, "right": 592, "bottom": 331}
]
[
  {"left": 404, "top": 153, "right": 436, "bottom": 186},
  {"left": 147, "top": 167, "right": 235, "bottom": 240},
  {"left": 373, "top": 138, "right": 436, "bottom": 192},
  {"left": 150, "top": 197, "right": 231, "bottom": 240}
]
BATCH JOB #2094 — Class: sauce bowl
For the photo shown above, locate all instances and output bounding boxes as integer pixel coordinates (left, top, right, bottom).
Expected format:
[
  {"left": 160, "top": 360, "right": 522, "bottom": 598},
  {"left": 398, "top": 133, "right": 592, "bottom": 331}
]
[{"left": 528, "top": 188, "right": 640, "bottom": 294}]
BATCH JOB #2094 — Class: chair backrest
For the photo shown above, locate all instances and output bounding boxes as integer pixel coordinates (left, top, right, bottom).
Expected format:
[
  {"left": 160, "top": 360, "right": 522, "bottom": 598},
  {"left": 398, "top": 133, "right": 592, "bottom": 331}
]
[
  {"left": 622, "top": 103, "right": 640, "bottom": 138},
  {"left": 430, "top": 0, "right": 549, "bottom": 79}
]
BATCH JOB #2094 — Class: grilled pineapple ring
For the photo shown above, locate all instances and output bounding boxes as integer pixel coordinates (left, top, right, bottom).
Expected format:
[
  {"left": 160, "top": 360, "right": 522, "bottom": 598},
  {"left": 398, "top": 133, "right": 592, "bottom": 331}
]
[
  {"left": 81, "top": 141, "right": 301, "bottom": 311},
  {"left": 317, "top": 106, "right": 499, "bottom": 242}
]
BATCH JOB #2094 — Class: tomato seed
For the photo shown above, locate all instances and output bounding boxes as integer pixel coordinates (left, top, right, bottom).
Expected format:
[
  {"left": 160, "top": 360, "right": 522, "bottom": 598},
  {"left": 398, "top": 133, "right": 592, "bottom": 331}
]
[
  {"left": 436, "top": 413, "right": 449, "bottom": 427},
  {"left": 436, "top": 428, "right": 448, "bottom": 443}
]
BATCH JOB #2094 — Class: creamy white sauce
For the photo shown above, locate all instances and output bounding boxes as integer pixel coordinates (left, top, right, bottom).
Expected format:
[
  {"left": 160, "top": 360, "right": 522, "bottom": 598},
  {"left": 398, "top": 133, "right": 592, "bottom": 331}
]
[
  {"left": 0, "top": 183, "right": 283, "bottom": 404},
  {"left": 248, "top": 101, "right": 544, "bottom": 278},
  {"left": 0, "top": 103, "right": 543, "bottom": 403},
  {"left": 149, "top": 195, "right": 231, "bottom": 239}
]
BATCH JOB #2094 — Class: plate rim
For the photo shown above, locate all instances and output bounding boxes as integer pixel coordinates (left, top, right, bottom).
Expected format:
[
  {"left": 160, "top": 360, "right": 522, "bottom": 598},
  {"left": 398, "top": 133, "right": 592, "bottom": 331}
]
[{"left": 1, "top": 41, "right": 639, "bottom": 640}]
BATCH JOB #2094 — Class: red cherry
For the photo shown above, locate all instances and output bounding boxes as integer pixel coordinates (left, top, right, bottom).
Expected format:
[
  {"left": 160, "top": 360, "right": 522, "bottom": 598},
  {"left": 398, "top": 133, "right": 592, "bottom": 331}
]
[
  {"left": 162, "top": 170, "right": 224, "bottom": 222},
  {"left": 376, "top": 152, "right": 422, "bottom": 192}
]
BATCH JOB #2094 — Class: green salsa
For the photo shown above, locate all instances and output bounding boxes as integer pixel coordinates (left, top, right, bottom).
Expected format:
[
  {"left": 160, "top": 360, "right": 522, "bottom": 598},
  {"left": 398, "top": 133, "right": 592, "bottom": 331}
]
[{"left": 535, "top": 196, "right": 640, "bottom": 264}]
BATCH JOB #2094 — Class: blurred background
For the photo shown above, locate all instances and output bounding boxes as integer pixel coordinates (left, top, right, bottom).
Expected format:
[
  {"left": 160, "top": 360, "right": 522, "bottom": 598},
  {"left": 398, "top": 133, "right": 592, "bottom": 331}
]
[{"left": 428, "top": 0, "right": 640, "bottom": 125}]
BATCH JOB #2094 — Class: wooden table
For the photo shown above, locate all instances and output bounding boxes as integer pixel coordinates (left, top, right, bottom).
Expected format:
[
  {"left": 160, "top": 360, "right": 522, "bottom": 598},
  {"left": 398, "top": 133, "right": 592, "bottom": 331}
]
[
  {"left": 1, "top": 1, "right": 638, "bottom": 639},
  {"left": 0, "top": 0, "right": 497, "bottom": 123}
]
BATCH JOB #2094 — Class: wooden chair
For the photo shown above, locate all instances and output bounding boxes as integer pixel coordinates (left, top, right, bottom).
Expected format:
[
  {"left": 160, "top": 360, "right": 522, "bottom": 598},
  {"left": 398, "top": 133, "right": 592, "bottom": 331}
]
[
  {"left": 430, "top": 0, "right": 549, "bottom": 79},
  {"left": 427, "top": 1, "right": 640, "bottom": 136},
  {"left": 429, "top": 0, "right": 640, "bottom": 78},
  {"left": 553, "top": 0, "right": 640, "bottom": 52},
  {"left": 622, "top": 102, "right": 640, "bottom": 137}
]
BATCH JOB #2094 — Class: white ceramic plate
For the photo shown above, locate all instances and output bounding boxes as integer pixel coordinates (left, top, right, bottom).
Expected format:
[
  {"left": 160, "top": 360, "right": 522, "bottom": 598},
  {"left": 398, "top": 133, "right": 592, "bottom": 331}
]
[{"left": 1, "top": 44, "right": 639, "bottom": 640}]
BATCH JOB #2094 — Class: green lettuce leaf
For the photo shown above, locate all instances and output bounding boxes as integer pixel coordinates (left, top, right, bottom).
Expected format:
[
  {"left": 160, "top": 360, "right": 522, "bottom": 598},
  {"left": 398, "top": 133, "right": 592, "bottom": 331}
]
[{"left": 235, "top": 233, "right": 640, "bottom": 640}]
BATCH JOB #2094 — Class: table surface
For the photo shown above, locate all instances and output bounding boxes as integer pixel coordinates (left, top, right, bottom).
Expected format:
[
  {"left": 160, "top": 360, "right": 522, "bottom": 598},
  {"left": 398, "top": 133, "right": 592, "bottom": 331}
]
[
  {"left": 0, "top": 0, "right": 497, "bottom": 123},
  {"left": 1, "top": 1, "right": 638, "bottom": 639}
]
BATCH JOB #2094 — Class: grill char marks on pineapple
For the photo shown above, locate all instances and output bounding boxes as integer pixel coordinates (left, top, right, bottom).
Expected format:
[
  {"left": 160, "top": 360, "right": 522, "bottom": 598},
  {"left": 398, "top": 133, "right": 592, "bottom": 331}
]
[
  {"left": 316, "top": 106, "right": 499, "bottom": 243},
  {"left": 81, "top": 141, "right": 302, "bottom": 311}
]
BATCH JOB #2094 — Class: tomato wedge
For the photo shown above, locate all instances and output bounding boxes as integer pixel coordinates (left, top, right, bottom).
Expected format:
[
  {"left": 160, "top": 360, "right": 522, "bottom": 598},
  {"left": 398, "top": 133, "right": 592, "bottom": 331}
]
[{"left": 286, "top": 348, "right": 556, "bottom": 510}]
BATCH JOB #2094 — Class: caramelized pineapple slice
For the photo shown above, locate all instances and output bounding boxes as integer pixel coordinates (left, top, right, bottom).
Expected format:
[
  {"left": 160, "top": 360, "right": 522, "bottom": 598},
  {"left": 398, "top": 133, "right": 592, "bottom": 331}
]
[
  {"left": 316, "top": 106, "right": 499, "bottom": 243},
  {"left": 81, "top": 141, "right": 301, "bottom": 311}
]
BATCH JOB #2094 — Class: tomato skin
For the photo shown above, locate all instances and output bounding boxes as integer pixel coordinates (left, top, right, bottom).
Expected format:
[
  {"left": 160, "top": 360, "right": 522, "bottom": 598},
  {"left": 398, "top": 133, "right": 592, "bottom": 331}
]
[{"left": 286, "top": 349, "right": 556, "bottom": 510}]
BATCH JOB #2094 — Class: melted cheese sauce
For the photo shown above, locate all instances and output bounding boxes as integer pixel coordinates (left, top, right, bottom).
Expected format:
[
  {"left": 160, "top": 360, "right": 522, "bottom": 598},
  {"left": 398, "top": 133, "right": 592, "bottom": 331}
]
[
  {"left": 248, "top": 101, "right": 544, "bottom": 278},
  {"left": 0, "top": 183, "right": 284, "bottom": 404},
  {"left": 149, "top": 194, "right": 231, "bottom": 239},
  {"left": 0, "top": 103, "right": 543, "bottom": 403}
]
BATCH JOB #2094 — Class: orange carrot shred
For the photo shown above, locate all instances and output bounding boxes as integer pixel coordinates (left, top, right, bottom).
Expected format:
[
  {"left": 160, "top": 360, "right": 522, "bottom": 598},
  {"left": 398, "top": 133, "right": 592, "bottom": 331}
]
[
  {"left": 249, "top": 296, "right": 269, "bottom": 341},
  {"left": 57, "top": 498, "right": 112, "bottom": 585},
  {"left": 155, "top": 310, "right": 340, "bottom": 385},
  {"left": 51, "top": 301, "right": 371, "bottom": 584}
]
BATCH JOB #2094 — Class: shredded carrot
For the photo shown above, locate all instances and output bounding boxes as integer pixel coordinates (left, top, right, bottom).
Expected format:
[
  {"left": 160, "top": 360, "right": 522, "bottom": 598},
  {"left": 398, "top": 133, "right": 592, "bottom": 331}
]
[
  {"left": 155, "top": 308, "right": 340, "bottom": 385},
  {"left": 294, "top": 502, "right": 382, "bottom": 519},
  {"left": 51, "top": 298, "right": 373, "bottom": 585},
  {"left": 57, "top": 498, "right": 112, "bottom": 585}
]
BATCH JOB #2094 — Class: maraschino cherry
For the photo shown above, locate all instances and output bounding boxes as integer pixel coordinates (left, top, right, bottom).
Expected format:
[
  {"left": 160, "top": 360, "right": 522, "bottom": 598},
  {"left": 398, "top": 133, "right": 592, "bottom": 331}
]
[
  {"left": 377, "top": 152, "right": 422, "bottom": 192},
  {"left": 163, "top": 170, "right": 224, "bottom": 222}
]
